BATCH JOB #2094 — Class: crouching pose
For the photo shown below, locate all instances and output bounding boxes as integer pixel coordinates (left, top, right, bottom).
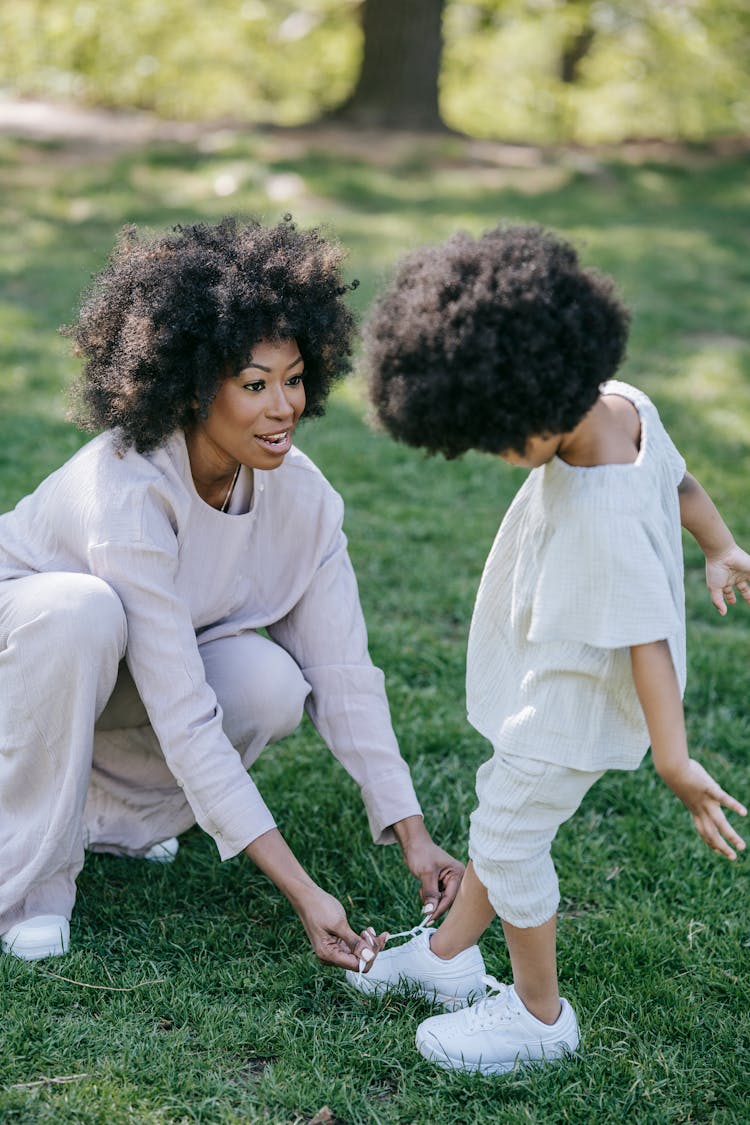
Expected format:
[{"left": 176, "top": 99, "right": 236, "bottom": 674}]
[
  {"left": 347, "top": 223, "right": 749, "bottom": 1074},
  {"left": 0, "top": 217, "right": 463, "bottom": 966}
]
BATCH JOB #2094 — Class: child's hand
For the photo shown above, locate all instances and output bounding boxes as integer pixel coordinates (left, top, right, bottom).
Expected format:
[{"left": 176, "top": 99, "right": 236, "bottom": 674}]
[
  {"left": 662, "top": 758, "right": 747, "bottom": 859},
  {"left": 705, "top": 543, "right": 750, "bottom": 615}
]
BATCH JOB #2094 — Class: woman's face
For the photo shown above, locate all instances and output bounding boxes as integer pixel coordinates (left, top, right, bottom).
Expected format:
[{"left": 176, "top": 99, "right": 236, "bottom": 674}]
[{"left": 197, "top": 338, "right": 306, "bottom": 471}]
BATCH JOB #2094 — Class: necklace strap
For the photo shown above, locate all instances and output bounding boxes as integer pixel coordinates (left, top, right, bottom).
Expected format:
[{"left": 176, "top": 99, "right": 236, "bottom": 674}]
[{"left": 219, "top": 462, "right": 241, "bottom": 513}]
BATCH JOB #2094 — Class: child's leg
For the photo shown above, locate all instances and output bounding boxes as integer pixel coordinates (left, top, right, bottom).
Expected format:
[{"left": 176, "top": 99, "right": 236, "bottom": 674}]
[
  {"left": 468, "top": 755, "right": 604, "bottom": 1022},
  {"left": 429, "top": 861, "right": 495, "bottom": 955},
  {"left": 430, "top": 861, "right": 560, "bottom": 1024},
  {"left": 412, "top": 758, "right": 603, "bottom": 1073},
  {"left": 501, "top": 915, "right": 559, "bottom": 1024}
]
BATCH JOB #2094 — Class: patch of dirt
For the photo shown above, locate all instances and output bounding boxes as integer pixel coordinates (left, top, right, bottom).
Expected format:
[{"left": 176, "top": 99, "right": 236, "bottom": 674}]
[
  {"left": 0, "top": 98, "right": 206, "bottom": 151},
  {"left": 1, "top": 97, "right": 748, "bottom": 170}
]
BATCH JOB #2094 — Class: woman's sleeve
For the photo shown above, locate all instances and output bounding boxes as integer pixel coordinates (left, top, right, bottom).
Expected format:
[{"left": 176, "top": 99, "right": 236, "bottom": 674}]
[
  {"left": 267, "top": 503, "right": 422, "bottom": 845},
  {"left": 88, "top": 534, "right": 276, "bottom": 860},
  {"left": 527, "top": 510, "right": 682, "bottom": 649}
]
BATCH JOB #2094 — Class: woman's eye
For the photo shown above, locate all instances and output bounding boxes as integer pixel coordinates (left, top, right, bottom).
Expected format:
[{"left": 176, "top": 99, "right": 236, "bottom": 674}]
[
  {"left": 244, "top": 381, "right": 265, "bottom": 393},
  {"left": 286, "top": 374, "right": 304, "bottom": 386}
]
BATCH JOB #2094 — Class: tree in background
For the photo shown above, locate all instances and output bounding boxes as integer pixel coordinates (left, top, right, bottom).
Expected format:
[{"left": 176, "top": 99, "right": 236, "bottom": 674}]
[
  {"left": 327, "top": 0, "right": 446, "bottom": 130},
  {"left": 0, "top": 0, "right": 748, "bottom": 144}
]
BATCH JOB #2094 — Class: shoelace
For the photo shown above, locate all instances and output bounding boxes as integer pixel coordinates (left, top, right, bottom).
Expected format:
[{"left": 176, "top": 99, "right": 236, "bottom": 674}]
[
  {"left": 355, "top": 918, "right": 435, "bottom": 985},
  {"left": 464, "top": 974, "right": 518, "bottom": 1031}
]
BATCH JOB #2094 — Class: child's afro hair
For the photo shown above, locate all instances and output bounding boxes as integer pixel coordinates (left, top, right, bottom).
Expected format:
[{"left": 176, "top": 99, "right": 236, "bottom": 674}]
[
  {"left": 66, "top": 215, "right": 357, "bottom": 453},
  {"left": 365, "top": 223, "right": 630, "bottom": 458}
]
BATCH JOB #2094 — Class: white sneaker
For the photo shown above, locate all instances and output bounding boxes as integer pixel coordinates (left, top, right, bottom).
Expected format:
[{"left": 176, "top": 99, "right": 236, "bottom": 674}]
[
  {"left": 415, "top": 976, "right": 580, "bottom": 1074},
  {"left": 1, "top": 915, "right": 70, "bottom": 961},
  {"left": 345, "top": 924, "right": 487, "bottom": 1010},
  {"left": 142, "top": 837, "right": 179, "bottom": 864}
]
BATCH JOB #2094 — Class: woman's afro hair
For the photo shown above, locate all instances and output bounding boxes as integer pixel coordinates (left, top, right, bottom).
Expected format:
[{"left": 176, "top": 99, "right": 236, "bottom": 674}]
[
  {"left": 365, "top": 223, "right": 630, "bottom": 458},
  {"left": 66, "top": 216, "right": 357, "bottom": 452}
]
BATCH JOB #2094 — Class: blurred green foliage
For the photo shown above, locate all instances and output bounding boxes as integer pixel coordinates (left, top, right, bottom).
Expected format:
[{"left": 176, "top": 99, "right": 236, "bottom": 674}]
[{"left": 1, "top": 0, "right": 749, "bottom": 143}]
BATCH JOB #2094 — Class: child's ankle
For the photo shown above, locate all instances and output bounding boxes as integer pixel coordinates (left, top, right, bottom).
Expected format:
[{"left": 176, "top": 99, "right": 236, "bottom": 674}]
[
  {"left": 428, "top": 929, "right": 468, "bottom": 961},
  {"left": 515, "top": 986, "right": 562, "bottom": 1026}
]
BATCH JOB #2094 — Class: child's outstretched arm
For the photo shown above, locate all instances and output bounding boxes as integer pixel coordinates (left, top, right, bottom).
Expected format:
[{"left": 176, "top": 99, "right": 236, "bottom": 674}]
[
  {"left": 631, "top": 639, "right": 747, "bottom": 860},
  {"left": 678, "top": 472, "right": 750, "bottom": 615}
]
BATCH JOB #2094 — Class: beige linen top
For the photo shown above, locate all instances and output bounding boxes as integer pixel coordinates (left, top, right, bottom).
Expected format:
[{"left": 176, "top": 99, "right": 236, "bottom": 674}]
[
  {"left": 466, "top": 381, "right": 687, "bottom": 773},
  {"left": 0, "top": 430, "right": 421, "bottom": 858}
]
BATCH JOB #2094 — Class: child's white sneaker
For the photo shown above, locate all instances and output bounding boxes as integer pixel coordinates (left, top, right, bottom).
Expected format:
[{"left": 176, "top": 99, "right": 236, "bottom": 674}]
[
  {"left": 345, "top": 924, "right": 487, "bottom": 1010},
  {"left": 1, "top": 915, "right": 70, "bottom": 961},
  {"left": 415, "top": 976, "right": 579, "bottom": 1074}
]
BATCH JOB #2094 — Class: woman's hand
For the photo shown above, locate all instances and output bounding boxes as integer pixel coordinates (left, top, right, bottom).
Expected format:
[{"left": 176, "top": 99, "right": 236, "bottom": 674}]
[
  {"left": 294, "top": 885, "right": 388, "bottom": 971},
  {"left": 705, "top": 543, "right": 750, "bottom": 615},
  {"left": 244, "top": 827, "right": 386, "bottom": 970},
  {"left": 392, "top": 815, "right": 464, "bottom": 922},
  {"left": 659, "top": 758, "right": 747, "bottom": 860}
]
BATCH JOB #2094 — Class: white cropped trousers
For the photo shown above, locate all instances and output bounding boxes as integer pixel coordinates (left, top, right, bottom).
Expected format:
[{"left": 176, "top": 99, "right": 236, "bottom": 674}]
[{"left": 0, "top": 572, "right": 310, "bottom": 933}]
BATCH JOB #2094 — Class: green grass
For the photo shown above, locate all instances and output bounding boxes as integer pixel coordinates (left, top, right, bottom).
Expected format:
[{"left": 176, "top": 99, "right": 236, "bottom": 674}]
[{"left": 1, "top": 128, "right": 749, "bottom": 1124}]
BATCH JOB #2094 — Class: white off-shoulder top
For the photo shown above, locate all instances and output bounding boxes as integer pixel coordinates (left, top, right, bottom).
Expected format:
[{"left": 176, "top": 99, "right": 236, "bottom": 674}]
[{"left": 466, "top": 381, "right": 687, "bottom": 772}]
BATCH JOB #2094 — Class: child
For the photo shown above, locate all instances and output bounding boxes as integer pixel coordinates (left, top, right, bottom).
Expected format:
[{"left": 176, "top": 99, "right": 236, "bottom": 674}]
[{"left": 346, "top": 224, "right": 750, "bottom": 1074}]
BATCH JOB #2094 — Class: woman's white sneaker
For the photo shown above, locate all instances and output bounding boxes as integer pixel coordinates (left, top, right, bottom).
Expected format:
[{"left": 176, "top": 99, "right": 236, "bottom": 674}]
[
  {"left": 142, "top": 837, "right": 179, "bottom": 863},
  {"left": 1, "top": 915, "right": 70, "bottom": 961},
  {"left": 415, "top": 976, "right": 580, "bottom": 1074},
  {"left": 345, "top": 925, "right": 487, "bottom": 1010}
]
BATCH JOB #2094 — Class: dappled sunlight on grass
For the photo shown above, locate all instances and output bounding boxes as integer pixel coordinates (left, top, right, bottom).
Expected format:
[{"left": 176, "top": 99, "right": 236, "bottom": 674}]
[{"left": 667, "top": 344, "right": 750, "bottom": 444}]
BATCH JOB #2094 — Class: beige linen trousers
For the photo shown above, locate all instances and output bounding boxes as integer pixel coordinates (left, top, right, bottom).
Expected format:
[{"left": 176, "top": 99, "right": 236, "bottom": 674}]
[{"left": 0, "top": 570, "right": 310, "bottom": 934}]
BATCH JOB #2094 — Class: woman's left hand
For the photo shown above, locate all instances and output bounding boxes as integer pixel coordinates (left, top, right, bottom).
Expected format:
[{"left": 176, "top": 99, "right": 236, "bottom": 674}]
[{"left": 392, "top": 816, "right": 464, "bottom": 922}]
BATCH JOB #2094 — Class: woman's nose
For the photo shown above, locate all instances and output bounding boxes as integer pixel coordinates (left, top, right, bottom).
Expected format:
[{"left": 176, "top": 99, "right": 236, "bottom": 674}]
[{"left": 268, "top": 385, "right": 294, "bottom": 417}]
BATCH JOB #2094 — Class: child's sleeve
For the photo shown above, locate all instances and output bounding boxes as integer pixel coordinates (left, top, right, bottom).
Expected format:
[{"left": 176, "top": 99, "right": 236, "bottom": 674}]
[{"left": 527, "top": 509, "right": 682, "bottom": 650}]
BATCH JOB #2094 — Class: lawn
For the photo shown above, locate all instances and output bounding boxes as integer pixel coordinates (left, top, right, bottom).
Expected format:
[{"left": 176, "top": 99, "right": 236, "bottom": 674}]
[{"left": 0, "top": 123, "right": 749, "bottom": 1124}]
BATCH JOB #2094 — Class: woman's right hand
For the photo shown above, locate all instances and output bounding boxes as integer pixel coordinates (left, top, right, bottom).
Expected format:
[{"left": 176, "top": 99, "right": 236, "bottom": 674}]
[{"left": 294, "top": 884, "right": 387, "bottom": 971}]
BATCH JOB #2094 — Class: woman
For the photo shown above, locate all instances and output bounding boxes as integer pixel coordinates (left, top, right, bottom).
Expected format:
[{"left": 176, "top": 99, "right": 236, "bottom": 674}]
[{"left": 0, "top": 216, "right": 462, "bottom": 966}]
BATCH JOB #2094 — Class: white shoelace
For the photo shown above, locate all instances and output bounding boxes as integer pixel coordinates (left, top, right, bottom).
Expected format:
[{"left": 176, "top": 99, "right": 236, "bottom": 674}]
[
  {"left": 464, "top": 974, "right": 517, "bottom": 1031},
  {"left": 355, "top": 918, "right": 435, "bottom": 985}
]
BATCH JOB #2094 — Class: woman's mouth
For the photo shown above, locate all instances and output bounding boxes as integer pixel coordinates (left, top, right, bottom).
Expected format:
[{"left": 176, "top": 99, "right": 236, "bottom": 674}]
[{"left": 255, "top": 429, "right": 292, "bottom": 454}]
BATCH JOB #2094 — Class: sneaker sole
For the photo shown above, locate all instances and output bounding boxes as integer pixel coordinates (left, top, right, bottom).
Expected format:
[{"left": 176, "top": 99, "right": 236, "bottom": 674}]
[
  {"left": 345, "top": 971, "right": 477, "bottom": 1011},
  {"left": 416, "top": 1030, "right": 579, "bottom": 1074}
]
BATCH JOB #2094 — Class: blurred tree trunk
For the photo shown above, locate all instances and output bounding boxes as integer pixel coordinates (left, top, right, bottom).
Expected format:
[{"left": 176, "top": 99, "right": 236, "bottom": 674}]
[
  {"left": 560, "top": 1, "right": 595, "bottom": 84},
  {"left": 328, "top": 0, "right": 447, "bottom": 130}
]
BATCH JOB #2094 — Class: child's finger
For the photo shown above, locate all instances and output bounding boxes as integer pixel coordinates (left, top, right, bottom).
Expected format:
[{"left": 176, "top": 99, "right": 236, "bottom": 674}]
[
  {"left": 701, "top": 823, "right": 737, "bottom": 860},
  {"left": 694, "top": 811, "right": 724, "bottom": 851},
  {"left": 698, "top": 812, "right": 742, "bottom": 860},
  {"left": 718, "top": 790, "right": 747, "bottom": 817},
  {"left": 712, "top": 809, "right": 746, "bottom": 852},
  {"left": 710, "top": 589, "right": 727, "bottom": 615}
]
